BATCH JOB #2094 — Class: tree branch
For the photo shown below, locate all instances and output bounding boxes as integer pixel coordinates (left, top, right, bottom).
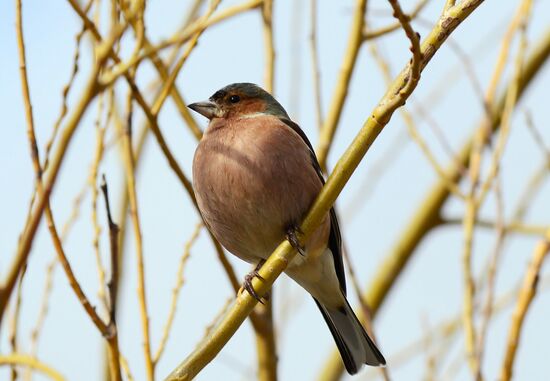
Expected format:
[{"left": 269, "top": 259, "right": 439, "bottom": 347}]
[{"left": 165, "top": 2, "right": 484, "bottom": 380}]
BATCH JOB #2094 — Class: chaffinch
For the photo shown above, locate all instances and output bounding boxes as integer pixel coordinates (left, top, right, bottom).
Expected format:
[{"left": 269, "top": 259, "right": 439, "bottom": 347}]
[{"left": 189, "top": 83, "right": 385, "bottom": 374}]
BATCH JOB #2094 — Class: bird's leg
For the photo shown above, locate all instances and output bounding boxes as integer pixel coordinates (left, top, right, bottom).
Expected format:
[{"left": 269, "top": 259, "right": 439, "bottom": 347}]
[
  {"left": 242, "top": 260, "right": 266, "bottom": 304},
  {"left": 286, "top": 224, "right": 306, "bottom": 256}
]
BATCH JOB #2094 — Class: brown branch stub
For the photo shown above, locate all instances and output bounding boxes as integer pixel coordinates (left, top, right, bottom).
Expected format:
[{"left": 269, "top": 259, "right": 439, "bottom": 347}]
[
  {"left": 386, "top": 0, "right": 423, "bottom": 102},
  {"left": 100, "top": 175, "right": 120, "bottom": 326}
]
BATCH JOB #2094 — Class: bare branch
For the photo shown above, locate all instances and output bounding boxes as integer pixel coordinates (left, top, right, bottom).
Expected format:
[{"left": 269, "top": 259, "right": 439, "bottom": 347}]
[
  {"left": 166, "top": 2, "right": 485, "bottom": 379},
  {"left": 0, "top": 354, "right": 65, "bottom": 381},
  {"left": 500, "top": 229, "right": 550, "bottom": 381}
]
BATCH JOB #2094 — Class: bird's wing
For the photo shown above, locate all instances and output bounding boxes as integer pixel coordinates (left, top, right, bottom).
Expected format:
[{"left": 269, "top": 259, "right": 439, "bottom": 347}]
[{"left": 280, "top": 118, "right": 346, "bottom": 295}]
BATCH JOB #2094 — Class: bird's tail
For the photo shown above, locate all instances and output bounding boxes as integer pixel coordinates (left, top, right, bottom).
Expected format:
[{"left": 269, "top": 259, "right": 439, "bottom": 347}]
[{"left": 314, "top": 297, "right": 386, "bottom": 374}]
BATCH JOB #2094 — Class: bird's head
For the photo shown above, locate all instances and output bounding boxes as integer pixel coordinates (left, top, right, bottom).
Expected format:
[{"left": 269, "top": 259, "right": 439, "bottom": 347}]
[{"left": 188, "top": 83, "right": 289, "bottom": 121}]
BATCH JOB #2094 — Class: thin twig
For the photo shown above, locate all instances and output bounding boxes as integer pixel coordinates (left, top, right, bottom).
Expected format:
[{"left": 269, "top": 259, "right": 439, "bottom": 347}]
[
  {"left": 16, "top": 0, "right": 117, "bottom": 346},
  {"left": 0, "top": 354, "right": 65, "bottom": 381},
  {"left": 499, "top": 229, "right": 550, "bottom": 381},
  {"left": 28, "top": 161, "right": 93, "bottom": 368},
  {"left": 100, "top": 176, "right": 122, "bottom": 381},
  {"left": 42, "top": 0, "right": 94, "bottom": 173},
  {"left": 121, "top": 85, "right": 154, "bottom": 380},
  {"left": 253, "top": 296, "right": 277, "bottom": 381},
  {"left": 27, "top": 260, "right": 55, "bottom": 359},
  {"left": 153, "top": 223, "right": 202, "bottom": 365},
  {"left": 410, "top": 99, "right": 466, "bottom": 177},
  {"left": 316, "top": 0, "right": 368, "bottom": 171},
  {"left": 461, "top": 2, "right": 532, "bottom": 377},
  {"left": 364, "top": 0, "right": 429, "bottom": 41},
  {"left": 476, "top": 176, "right": 505, "bottom": 379},
  {"left": 362, "top": 277, "right": 550, "bottom": 380},
  {"left": 524, "top": 110, "right": 550, "bottom": 161},
  {"left": 261, "top": 0, "right": 275, "bottom": 93},
  {"left": 256, "top": 1, "right": 278, "bottom": 379},
  {"left": 511, "top": 159, "right": 550, "bottom": 224},
  {"left": 440, "top": 218, "right": 548, "bottom": 237},
  {"left": 122, "top": 0, "right": 263, "bottom": 70},
  {"left": 342, "top": 244, "right": 391, "bottom": 381},
  {"left": 45, "top": 205, "right": 113, "bottom": 336},
  {"left": 66, "top": 0, "right": 198, "bottom": 208},
  {"left": 120, "top": 354, "right": 136, "bottom": 381},
  {"left": 1, "top": 20, "right": 128, "bottom": 322},
  {"left": 386, "top": 0, "right": 423, "bottom": 97},
  {"left": 101, "top": 0, "right": 222, "bottom": 87},
  {"left": 8, "top": 268, "right": 25, "bottom": 381},
  {"left": 13, "top": 0, "right": 107, "bottom": 343},
  {"left": 71, "top": 0, "right": 243, "bottom": 300},
  {"left": 148, "top": 0, "right": 222, "bottom": 116},
  {"left": 15, "top": 0, "right": 39, "bottom": 181},
  {"left": 369, "top": 42, "right": 464, "bottom": 198},
  {"left": 90, "top": 92, "right": 109, "bottom": 310},
  {"left": 319, "top": 4, "right": 550, "bottom": 381},
  {"left": 342, "top": 129, "right": 409, "bottom": 221},
  {"left": 287, "top": 0, "right": 304, "bottom": 120},
  {"left": 477, "top": 6, "right": 531, "bottom": 205},
  {"left": 309, "top": 0, "right": 323, "bottom": 130}
]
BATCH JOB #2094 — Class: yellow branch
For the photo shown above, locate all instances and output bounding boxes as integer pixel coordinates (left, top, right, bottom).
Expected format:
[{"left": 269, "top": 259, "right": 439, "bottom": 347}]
[
  {"left": 0, "top": 354, "right": 65, "bottom": 381},
  {"left": 153, "top": 223, "right": 203, "bottom": 364},
  {"left": 317, "top": 15, "right": 550, "bottom": 381},
  {"left": 106, "top": 0, "right": 263, "bottom": 82},
  {"left": 316, "top": 0, "right": 367, "bottom": 171},
  {"left": 462, "top": 2, "right": 532, "bottom": 378},
  {"left": 71, "top": 0, "right": 243, "bottom": 301},
  {"left": 309, "top": 0, "right": 323, "bottom": 130},
  {"left": 261, "top": 0, "right": 275, "bottom": 93},
  {"left": 364, "top": 0, "right": 430, "bottom": 41},
  {"left": 0, "top": 8, "right": 127, "bottom": 323},
  {"left": 254, "top": 299, "right": 278, "bottom": 381},
  {"left": 256, "top": 1, "right": 278, "bottom": 379},
  {"left": 499, "top": 229, "right": 550, "bottom": 381},
  {"left": 368, "top": 42, "right": 465, "bottom": 199},
  {"left": 165, "top": 2, "right": 484, "bottom": 380},
  {"left": 121, "top": 88, "right": 154, "bottom": 381}
]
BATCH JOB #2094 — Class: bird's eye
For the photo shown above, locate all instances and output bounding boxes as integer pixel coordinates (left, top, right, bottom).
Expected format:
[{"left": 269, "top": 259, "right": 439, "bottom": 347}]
[{"left": 229, "top": 95, "right": 240, "bottom": 103}]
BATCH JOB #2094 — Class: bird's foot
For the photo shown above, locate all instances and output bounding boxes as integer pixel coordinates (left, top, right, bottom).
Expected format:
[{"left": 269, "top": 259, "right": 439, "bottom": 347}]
[
  {"left": 286, "top": 224, "right": 306, "bottom": 256},
  {"left": 241, "top": 261, "right": 266, "bottom": 304}
]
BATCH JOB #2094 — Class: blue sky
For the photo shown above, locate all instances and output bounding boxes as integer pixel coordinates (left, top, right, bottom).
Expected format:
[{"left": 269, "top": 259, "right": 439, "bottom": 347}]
[{"left": 1, "top": 1, "right": 550, "bottom": 380}]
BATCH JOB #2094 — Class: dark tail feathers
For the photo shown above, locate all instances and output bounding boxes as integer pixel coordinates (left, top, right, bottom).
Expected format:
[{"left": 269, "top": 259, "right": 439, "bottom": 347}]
[{"left": 315, "top": 297, "right": 386, "bottom": 374}]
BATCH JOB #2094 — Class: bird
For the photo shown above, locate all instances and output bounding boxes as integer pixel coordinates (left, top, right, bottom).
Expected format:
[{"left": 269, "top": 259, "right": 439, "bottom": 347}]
[{"left": 188, "top": 82, "right": 385, "bottom": 374}]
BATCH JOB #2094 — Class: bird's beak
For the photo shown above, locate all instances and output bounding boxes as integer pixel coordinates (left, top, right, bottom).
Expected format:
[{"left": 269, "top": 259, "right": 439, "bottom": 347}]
[{"left": 187, "top": 100, "right": 223, "bottom": 120}]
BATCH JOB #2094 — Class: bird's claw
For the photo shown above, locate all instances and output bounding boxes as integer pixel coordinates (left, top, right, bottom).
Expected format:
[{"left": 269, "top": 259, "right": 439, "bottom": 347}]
[
  {"left": 241, "top": 262, "right": 266, "bottom": 304},
  {"left": 286, "top": 225, "right": 305, "bottom": 256}
]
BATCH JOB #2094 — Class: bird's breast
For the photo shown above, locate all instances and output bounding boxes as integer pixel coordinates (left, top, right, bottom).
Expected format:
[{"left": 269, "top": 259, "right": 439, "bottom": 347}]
[{"left": 192, "top": 117, "right": 325, "bottom": 262}]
